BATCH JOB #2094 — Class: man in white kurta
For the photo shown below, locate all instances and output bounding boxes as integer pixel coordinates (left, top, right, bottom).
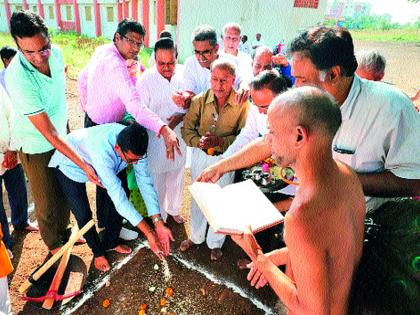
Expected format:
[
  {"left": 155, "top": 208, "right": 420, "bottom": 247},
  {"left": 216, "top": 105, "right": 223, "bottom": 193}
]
[
  {"left": 136, "top": 38, "right": 187, "bottom": 223},
  {"left": 219, "top": 22, "right": 253, "bottom": 85}
]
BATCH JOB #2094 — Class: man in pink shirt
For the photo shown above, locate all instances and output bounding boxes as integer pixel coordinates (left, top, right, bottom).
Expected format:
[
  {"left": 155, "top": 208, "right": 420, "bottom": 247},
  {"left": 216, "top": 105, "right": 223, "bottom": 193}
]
[{"left": 78, "top": 19, "right": 180, "bottom": 160}]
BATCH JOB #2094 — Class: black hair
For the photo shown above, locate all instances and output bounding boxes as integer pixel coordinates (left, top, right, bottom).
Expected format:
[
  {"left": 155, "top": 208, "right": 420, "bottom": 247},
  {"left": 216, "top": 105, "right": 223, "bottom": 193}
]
[
  {"left": 0, "top": 46, "right": 17, "bottom": 62},
  {"left": 116, "top": 123, "right": 148, "bottom": 156},
  {"left": 159, "top": 30, "right": 172, "bottom": 39},
  {"left": 250, "top": 70, "right": 290, "bottom": 95},
  {"left": 10, "top": 11, "right": 48, "bottom": 40},
  {"left": 289, "top": 26, "right": 358, "bottom": 77},
  {"left": 191, "top": 25, "right": 217, "bottom": 46},
  {"left": 154, "top": 37, "right": 177, "bottom": 57},
  {"left": 115, "top": 18, "right": 146, "bottom": 41}
]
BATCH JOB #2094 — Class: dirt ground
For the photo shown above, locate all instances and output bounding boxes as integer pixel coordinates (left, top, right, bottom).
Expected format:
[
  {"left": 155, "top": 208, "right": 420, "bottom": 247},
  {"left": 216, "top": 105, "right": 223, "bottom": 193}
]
[{"left": 3, "top": 40, "right": 420, "bottom": 315}]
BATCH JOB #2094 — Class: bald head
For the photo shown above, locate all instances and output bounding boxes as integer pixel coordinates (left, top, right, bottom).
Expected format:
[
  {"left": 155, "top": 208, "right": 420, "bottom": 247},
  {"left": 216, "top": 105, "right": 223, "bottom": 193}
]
[
  {"left": 253, "top": 46, "right": 273, "bottom": 76},
  {"left": 269, "top": 86, "right": 342, "bottom": 138}
]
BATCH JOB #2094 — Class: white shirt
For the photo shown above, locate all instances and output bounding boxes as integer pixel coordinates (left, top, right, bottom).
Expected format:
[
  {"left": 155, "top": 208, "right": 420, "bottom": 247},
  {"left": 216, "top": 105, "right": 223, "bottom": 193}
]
[
  {"left": 333, "top": 75, "right": 420, "bottom": 212},
  {"left": 252, "top": 39, "right": 265, "bottom": 49},
  {"left": 183, "top": 54, "right": 242, "bottom": 95},
  {"left": 0, "top": 85, "right": 15, "bottom": 175},
  {"left": 239, "top": 41, "right": 253, "bottom": 55},
  {"left": 0, "top": 69, "right": 6, "bottom": 91},
  {"left": 136, "top": 65, "right": 187, "bottom": 173},
  {"left": 219, "top": 50, "right": 253, "bottom": 84},
  {"left": 223, "top": 105, "right": 267, "bottom": 157}
]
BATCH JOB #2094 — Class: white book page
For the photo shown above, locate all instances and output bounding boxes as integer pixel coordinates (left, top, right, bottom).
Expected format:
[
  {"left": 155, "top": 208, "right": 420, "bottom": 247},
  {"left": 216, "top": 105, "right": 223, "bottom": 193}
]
[
  {"left": 219, "top": 180, "right": 283, "bottom": 233},
  {"left": 188, "top": 182, "right": 227, "bottom": 231}
]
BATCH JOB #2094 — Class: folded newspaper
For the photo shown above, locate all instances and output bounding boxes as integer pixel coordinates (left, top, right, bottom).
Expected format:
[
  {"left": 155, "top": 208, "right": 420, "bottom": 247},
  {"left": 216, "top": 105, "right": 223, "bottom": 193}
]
[{"left": 189, "top": 180, "right": 284, "bottom": 235}]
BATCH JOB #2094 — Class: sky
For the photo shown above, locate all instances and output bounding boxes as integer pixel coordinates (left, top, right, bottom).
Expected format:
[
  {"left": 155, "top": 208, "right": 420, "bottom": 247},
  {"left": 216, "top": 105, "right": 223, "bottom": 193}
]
[{"left": 338, "top": 0, "right": 420, "bottom": 23}]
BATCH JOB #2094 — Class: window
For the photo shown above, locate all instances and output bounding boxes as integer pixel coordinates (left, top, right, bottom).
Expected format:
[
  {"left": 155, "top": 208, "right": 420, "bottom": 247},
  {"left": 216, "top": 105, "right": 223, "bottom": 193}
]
[
  {"left": 48, "top": 5, "right": 55, "bottom": 19},
  {"left": 32, "top": 5, "right": 38, "bottom": 13},
  {"left": 65, "top": 5, "right": 73, "bottom": 21},
  {"left": 294, "top": 0, "right": 319, "bottom": 9},
  {"left": 165, "top": 0, "right": 177, "bottom": 25},
  {"left": 106, "top": 7, "right": 114, "bottom": 22},
  {"left": 85, "top": 6, "right": 92, "bottom": 21}
]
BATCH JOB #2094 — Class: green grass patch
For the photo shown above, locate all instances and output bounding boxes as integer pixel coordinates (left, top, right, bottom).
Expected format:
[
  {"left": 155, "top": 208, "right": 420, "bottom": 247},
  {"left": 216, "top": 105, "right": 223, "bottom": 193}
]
[
  {"left": 0, "top": 31, "right": 152, "bottom": 79},
  {"left": 350, "top": 28, "right": 420, "bottom": 42}
]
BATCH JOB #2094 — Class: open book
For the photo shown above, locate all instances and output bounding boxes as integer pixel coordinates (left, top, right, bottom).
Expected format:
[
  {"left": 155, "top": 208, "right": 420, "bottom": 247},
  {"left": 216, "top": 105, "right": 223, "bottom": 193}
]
[{"left": 189, "top": 180, "right": 284, "bottom": 235}]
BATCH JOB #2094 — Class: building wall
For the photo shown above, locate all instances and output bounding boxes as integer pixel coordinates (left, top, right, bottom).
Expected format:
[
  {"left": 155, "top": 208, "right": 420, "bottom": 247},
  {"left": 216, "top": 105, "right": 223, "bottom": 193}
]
[
  {"left": 0, "top": 2, "right": 8, "bottom": 32},
  {"left": 98, "top": 0, "right": 117, "bottom": 39},
  {"left": 42, "top": 0, "right": 57, "bottom": 30},
  {"left": 176, "top": 0, "right": 327, "bottom": 62},
  {"left": 78, "top": 1, "right": 95, "bottom": 37}
]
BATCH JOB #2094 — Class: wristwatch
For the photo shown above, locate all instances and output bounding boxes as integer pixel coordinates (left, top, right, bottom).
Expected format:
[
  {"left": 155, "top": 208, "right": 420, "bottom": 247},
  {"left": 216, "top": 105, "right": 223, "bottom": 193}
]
[{"left": 152, "top": 216, "right": 163, "bottom": 224}]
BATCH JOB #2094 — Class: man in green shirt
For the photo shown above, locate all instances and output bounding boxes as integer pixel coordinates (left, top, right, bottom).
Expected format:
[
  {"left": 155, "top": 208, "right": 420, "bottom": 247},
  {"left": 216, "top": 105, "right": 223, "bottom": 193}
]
[
  {"left": 5, "top": 11, "right": 100, "bottom": 253},
  {"left": 181, "top": 59, "right": 249, "bottom": 260}
]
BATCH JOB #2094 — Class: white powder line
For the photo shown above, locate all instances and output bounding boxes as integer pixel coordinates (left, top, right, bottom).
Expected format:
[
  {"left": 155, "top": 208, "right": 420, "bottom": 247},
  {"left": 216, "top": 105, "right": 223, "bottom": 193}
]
[
  {"left": 171, "top": 254, "right": 274, "bottom": 315},
  {"left": 61, "top": 241, "right": 274, "bottom": 315},
  {"left": 61, "top": 241, "right": 148, "bottom": 315}
]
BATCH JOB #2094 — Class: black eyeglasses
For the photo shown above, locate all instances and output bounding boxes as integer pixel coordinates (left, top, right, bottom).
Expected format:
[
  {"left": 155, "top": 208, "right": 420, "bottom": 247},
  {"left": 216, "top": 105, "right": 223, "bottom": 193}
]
[
  {"left": 123, "top": 35, "right": 144, "bottom": 48},
  {"left": 122, "top": 151, "right": 147, "bottom": 164},
  {"left": 194, "top": 48, "right": 214, "bottom": 58}
]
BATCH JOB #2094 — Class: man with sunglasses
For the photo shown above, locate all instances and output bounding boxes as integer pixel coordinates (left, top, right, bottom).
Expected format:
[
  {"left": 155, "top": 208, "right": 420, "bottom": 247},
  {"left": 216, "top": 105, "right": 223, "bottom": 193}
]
[
  {"left": 78, "top": 19, "right": 180, "bottom": 161},
  {"left": 5, "top": 11, "right": 101, "bottom": 254},
  {"left": 49, "top": 123, "right": 174, "bottom": 271}
]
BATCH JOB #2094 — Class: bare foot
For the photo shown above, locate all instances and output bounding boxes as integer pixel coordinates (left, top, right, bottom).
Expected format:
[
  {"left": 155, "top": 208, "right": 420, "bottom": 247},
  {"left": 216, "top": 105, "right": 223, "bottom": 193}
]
[
  {"left": 107, "top": 244, "right": 132, "bottom": 254},
  {"left": 23, "top": 221, "right": 39, "bottom": 232},
  {"left": 210, "top": 248, "right": 222, "bottom": 261},
  {"left": 237, "top": 258, "right": 251, "bottom": 270},
  {"left": 94, "top": 256, "right": 111, "bottom": 272},
  {"left": 179, "top": 239, "right": 193, "bottom": 252},
  {"left": 172, "top": 215, "right": 186, "bottom": 224}
]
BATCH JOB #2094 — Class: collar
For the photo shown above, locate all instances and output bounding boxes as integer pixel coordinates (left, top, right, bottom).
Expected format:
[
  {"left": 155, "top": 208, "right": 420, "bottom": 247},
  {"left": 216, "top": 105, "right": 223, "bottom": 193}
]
[
  {"left": 340, "top": 75, "right": 361, "bottom": 121},
  {"left": 205, "top": 89, "right": 236, "bottom": 108}
]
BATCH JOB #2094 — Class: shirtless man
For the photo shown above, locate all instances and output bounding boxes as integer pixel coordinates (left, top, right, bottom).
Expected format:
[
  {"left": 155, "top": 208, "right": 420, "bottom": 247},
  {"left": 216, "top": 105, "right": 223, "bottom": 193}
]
[{"left": 232, "top": 86, "right": 366, "bottom": 315}]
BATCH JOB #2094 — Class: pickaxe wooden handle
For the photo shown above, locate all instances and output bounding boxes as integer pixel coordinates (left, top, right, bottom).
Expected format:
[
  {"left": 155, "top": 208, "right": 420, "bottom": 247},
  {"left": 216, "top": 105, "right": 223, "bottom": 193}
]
[
  {"left": 42, "top": 225, "right": 79, "bottom": 309},
  {"left": 19, "top": 220, "right": 95, "bottom": 294}
]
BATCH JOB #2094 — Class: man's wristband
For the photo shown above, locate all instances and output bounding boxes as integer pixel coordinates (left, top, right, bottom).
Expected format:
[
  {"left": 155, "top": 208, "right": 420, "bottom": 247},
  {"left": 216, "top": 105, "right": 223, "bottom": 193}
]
[{"left": 152, "top": 216, "right": 163, "bottom": 224}]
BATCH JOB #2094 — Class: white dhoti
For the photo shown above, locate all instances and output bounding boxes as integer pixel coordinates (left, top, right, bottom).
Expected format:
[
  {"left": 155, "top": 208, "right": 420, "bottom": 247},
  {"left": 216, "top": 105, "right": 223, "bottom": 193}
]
[
  {"left": 0, "top": 277, "right": 12, "bottom": 315},
  {"left": 189, "top": 148, "right": 234, "bottom": 249},
  {"left": 150, "top": 167, "right": 184, "bottom": 222}
]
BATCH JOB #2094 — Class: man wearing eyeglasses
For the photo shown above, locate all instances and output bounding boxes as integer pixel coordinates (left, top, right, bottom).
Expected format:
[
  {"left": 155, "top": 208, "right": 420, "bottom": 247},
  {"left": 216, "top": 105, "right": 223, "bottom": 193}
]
[
  {"left": 136, "top": 37, "right": 187, "bottom": 224},
  {"left": 172, "top": 24, "right": 244, "bottom": 110},
  {"left": 5, "top": 11, "right": 101, "bottom": 254},
  {"left": 49, "top": 123, "right": 174, "bottom": 271},
  {"left": 78, "top": 19, "right": 180, "bottom": 161}
]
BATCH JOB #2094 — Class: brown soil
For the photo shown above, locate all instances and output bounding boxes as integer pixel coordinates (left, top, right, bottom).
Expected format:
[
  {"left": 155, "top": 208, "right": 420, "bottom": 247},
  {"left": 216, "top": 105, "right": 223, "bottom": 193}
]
[{"left": 3, "top": 40, "right": 419, "bottom": 315}]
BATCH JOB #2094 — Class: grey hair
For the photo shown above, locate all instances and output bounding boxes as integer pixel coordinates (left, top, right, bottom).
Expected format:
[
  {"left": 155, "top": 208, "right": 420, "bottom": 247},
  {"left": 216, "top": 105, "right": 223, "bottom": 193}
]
[
  {"left": 210, "top": 58, "right": 237, "bottom": 77},
  {"left": 271, "top": 86, "right": 342, "bottom": 138},
  {"left": 356, "top": 50, "right": 386, "bottom": 76},
  {"left": 222, "top": 22, "right": 241, "bottom": 35},
  {"left": 191, "top": 25, "right": 217, "bottom": 47},
  {"left": 254, "top": 45, "right": 273, "bottom": 58}
]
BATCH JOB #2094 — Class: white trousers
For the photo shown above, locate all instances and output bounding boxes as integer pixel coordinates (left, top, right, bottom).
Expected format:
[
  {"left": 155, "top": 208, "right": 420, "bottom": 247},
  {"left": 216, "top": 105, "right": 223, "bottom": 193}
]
[
  {"left": 150, "top": 167, "right": 184, "bottom": 222},
  {"left": 189, "top": 148, "right": 234, "bottom": 249},
  {"left": 0, "top": 277, "right": 11, "bottom": 315}
]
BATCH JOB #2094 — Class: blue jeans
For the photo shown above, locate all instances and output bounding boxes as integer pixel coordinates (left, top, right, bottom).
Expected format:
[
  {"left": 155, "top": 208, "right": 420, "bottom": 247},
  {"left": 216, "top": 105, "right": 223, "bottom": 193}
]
[{"left": 0, "top": 164, "right": 29, "bottom": 249}]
